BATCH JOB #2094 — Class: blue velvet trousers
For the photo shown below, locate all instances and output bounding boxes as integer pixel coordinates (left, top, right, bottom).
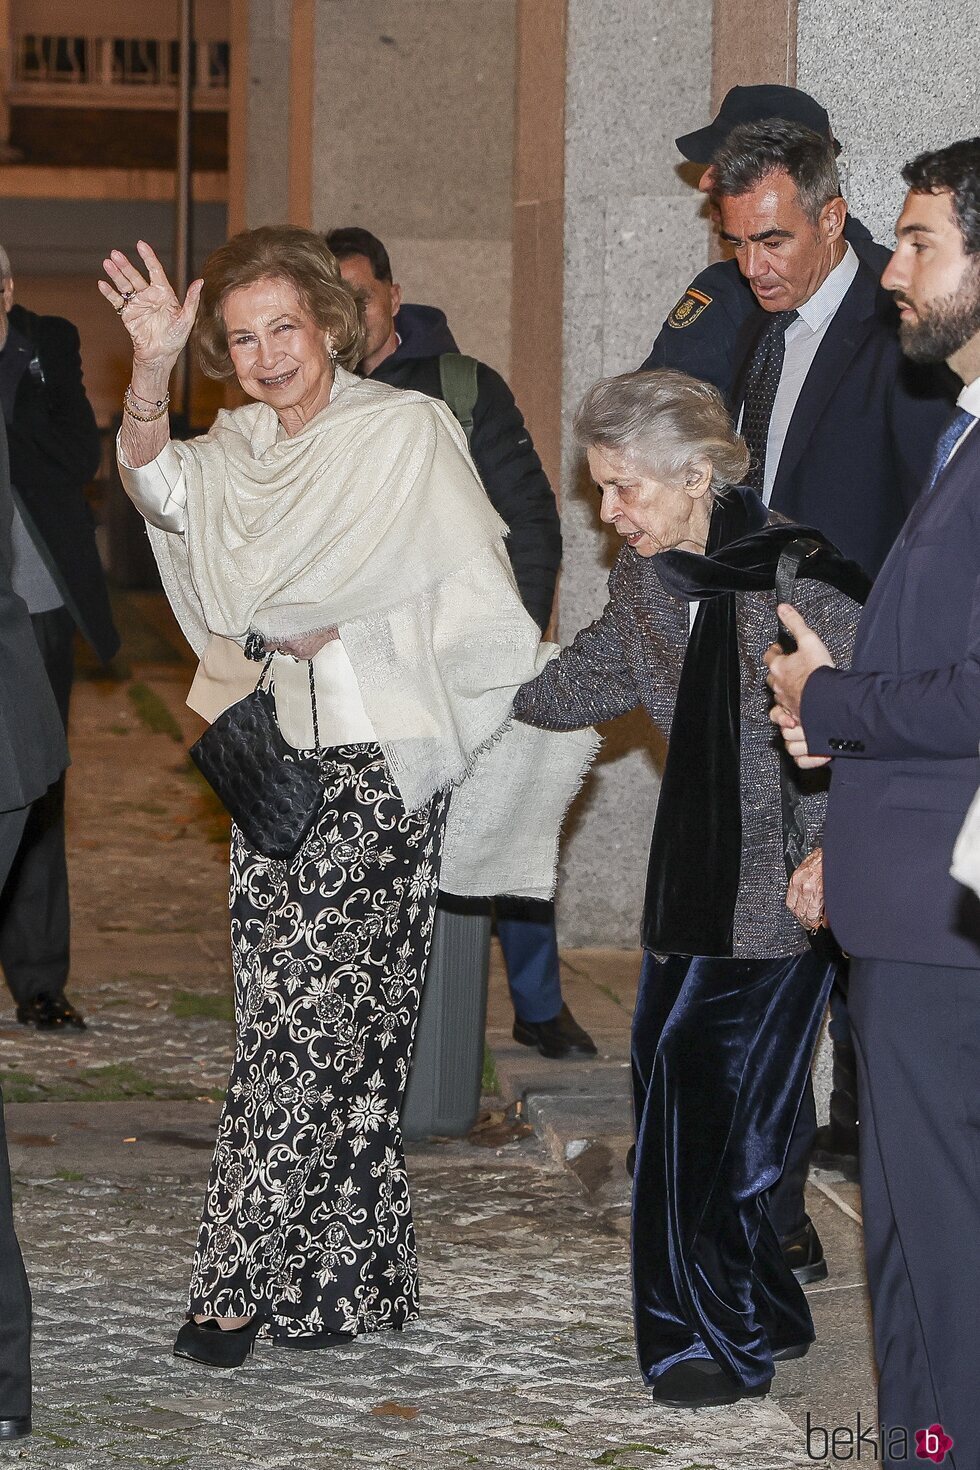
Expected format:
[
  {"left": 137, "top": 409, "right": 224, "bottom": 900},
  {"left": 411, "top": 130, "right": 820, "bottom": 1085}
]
[{"left": 631, "top": 949, "right": 835, "bottom": 1388}]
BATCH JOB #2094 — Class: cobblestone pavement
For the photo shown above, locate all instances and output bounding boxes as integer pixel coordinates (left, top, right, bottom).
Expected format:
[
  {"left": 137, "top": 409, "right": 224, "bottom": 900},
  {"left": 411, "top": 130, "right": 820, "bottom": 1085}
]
[
  {"left": 7, "top": 1133, "right": 810, "bottom": 1470},
  {"left": 0, "top": 597, "right": 859, "bottom": 1468}
]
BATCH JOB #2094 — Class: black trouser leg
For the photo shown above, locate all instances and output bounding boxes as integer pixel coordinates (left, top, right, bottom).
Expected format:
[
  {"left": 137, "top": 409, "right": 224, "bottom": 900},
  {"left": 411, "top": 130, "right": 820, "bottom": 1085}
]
[
  {"left": 0, "top": 609, "right": 73, "bottom": 1007},
  {"left": 849, "top": 957, "right": 980, "bottom": 1469},
  {"left": 0, "top": 806, "right": 33, "bottom": 1416},
  {"left": 766, "top": 1071, "right": 817, "bottom": 1240}
]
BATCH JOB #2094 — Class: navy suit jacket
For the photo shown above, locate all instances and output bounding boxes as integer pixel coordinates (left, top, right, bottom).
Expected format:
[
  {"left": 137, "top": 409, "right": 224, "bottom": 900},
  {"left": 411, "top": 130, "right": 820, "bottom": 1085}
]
[
  {"left": 731, "top": 259, "right": 954, "bottom": 578},
  {"left": 803, "top": 416, "right": 980, "bottom": 967}
]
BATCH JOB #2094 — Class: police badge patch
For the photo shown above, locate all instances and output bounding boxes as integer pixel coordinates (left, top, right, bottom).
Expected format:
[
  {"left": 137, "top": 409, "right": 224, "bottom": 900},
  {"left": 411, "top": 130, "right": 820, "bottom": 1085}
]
[{"left": 667, "top": 286, "right": 712, "bottom": 329}]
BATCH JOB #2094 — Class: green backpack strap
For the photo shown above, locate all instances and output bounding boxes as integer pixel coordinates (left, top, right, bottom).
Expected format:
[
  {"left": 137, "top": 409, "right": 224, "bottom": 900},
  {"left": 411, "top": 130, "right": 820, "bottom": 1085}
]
[{"left": 437, "top": 352, "right": 479, "bottom": 448}]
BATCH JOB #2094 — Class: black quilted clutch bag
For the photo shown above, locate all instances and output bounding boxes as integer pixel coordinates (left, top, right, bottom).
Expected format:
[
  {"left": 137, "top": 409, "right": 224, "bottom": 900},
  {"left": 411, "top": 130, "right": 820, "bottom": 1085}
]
[{"left": 189, "top": 656, "right": 324, "bottom": 860}]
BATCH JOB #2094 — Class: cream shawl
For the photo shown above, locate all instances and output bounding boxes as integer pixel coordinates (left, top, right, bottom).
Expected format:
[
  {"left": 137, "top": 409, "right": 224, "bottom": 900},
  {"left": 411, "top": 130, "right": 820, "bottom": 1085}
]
[{"left": 143, "top": 369, "right": 598, "bottom": 895}]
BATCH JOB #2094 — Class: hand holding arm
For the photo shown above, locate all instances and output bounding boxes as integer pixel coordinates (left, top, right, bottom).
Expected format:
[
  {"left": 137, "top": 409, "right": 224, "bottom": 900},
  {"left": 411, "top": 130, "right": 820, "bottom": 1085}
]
[
  {"left": 99, "top": 241, "right": 203, "bottom": 467},
  {"left": 786, "top": 847, "right": 826, "bottom": 931}
]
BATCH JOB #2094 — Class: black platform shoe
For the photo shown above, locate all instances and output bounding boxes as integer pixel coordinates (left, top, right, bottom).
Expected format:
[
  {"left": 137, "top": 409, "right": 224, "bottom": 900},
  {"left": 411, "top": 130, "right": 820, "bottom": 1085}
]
[
  {"left": 173, "top": 1317, "right": 261, "bottom": 1368},
  {"left": 0, "top": 1416, "right": 30, "bottom": 1440},
  {"left": 651, "top": 1359, "right": 770, "bottom": 1409}
]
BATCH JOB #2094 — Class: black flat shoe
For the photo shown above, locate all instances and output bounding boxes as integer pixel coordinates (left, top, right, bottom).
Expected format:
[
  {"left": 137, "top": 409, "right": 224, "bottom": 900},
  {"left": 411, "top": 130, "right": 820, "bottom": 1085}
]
[
  {"left": 0, "top": 1416, "right": 30, "bottom": 1440},
  {"left": 16, "top": 991, "right": 87, "bottom": 1031},
  {"left": 173, "top": 1317, "right": 261, "bottom": 1368},
  {"left": 651, "top": 1359, "right": 770, "bottom": 1409},
  {"left": 771, "top": 1341, "right": 811, "bottom": 1362},
  {"left": 513, "top": 1003, "right": 598, "bottom": 1059},
  {"left": 781, "top": 1216, "right": 829, "bottom": 1286}
]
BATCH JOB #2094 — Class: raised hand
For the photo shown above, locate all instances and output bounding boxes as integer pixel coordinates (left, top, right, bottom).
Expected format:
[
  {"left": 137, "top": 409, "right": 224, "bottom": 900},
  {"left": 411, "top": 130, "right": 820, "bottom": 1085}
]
[{"left": 99, "top": 240, "right": 203, "bottom": 369}]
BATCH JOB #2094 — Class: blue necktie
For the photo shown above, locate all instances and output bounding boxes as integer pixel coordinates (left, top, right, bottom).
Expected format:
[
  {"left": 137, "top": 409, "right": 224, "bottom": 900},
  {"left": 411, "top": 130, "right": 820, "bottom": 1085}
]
[{"left": 924, "top": 408, "right": 977, "bottom": 492}]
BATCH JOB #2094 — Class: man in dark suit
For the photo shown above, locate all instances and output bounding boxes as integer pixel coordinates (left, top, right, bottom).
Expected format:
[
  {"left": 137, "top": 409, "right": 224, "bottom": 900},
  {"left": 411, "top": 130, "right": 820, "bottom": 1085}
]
[
  {"left": 714, "top": 120, "right": 951, "bottom": 580},
  {"left": 0, "top": 412, "right": 70, "bottom": 1441},
  {"left": 0, "top": 248, "right": 119, "bottom": 1031},
  {"left": 766, "top": 136, "right": 980, "bottom": 1469},
  {"left": 709, "top": 119, "right": 952, "bottom": 1285},
  {"left": 640, "top": 84, "right": 891, "bottom": 397}
]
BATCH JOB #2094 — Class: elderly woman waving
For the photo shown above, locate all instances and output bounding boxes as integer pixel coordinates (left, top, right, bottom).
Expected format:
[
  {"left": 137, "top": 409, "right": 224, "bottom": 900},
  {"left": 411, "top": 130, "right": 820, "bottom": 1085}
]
[
  {"left": 101, "top": 230, "right": 593, "bottom": 1367},
  {"left": 514, "top": 370, "right": 867, "bottom": 1409}
]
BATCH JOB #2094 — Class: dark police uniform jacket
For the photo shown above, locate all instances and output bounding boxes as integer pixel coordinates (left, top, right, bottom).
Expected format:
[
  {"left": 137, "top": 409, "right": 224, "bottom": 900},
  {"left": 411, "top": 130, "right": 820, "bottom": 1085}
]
[{"left": 640, "top": 215, "right": 892, "bottom": 399}]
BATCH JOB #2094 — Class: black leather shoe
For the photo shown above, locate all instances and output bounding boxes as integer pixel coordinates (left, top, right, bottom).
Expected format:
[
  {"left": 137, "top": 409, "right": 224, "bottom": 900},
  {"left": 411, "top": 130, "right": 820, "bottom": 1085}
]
[
  {"left": 771, "top": 1341, "right": 811, "bottom": 1362},
  {"left": 651, "top": 1359, "right": 770, "bottom": 1408},
  {"left": 173, "top": 1317, "right": 261, "bottom": 1367},
  {"left": 0, "top": 1416, "right": 31, "bottom": 1440},
  {"left": 781, "top": 1217, "right": 829, "bottom": 1285},
  {"left": 811, "top": 1122, "right": 859, "bottom": 1181},
  {"left": 16, "top": 991, "right": 87, "bottom": 1031},
  {"left": 513, "top": 1003, "right": 598, "bottom": 1059}
]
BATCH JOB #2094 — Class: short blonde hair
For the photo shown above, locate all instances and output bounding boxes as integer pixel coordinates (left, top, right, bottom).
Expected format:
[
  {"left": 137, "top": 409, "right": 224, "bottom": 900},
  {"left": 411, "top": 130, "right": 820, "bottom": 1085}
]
[
  {"left": 195, "top": 226, "right": 364, "bottom": 379},
  {"left": 574, "top": 369, "right": 750, "bottom": 496}
]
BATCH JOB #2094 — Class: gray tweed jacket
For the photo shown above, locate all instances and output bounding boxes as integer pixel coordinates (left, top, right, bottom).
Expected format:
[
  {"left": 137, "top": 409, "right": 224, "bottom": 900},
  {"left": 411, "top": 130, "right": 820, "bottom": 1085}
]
[{"left": 514, "top": 541, "right": 861, "bottom": 958}]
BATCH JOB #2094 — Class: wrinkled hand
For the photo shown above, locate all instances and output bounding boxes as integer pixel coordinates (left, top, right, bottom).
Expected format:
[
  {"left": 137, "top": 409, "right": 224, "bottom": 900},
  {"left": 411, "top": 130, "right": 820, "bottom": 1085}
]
[
  {"left": 99, "top": 240, "right": 203, "bottom": 368},
  {"left": 763, "top": 604, "right": 835, "bottom": 719},
  {"left": 269, "top": 627, "right": 340, "bottom": 660},
  {"left": 787, "top": 847, "right": 826, "bottom": 931},
  {"left": 770, "top": 701, "right": 832, "bottom": 770}
]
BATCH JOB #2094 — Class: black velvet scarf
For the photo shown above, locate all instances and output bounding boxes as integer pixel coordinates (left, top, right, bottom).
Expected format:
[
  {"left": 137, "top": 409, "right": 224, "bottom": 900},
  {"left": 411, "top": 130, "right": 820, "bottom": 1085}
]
[{"left": 641, "top": 486, "right": 870, "bottom": 957}]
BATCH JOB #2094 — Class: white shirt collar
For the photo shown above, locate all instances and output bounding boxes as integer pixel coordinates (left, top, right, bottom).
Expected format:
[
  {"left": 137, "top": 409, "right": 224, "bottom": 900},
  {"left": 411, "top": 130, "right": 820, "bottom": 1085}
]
[
  {"left": 796, "top": 243, "right": 859, "bottom": 333},
  {"left": 957, "top": 375, "right": 980, "bottom": 417}
]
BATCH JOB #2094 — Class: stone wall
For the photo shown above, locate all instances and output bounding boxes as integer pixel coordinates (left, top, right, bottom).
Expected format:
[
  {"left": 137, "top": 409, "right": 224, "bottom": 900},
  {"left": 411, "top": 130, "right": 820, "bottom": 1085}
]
[
  {"left": 554, "top": 0, "right": 713, "bottom": 946},
  {"left": 797, "top": 0, "right": 980, "bottom": 244},
  {"left": 240, "top": 0, "right": 517, "bottom": 378}
]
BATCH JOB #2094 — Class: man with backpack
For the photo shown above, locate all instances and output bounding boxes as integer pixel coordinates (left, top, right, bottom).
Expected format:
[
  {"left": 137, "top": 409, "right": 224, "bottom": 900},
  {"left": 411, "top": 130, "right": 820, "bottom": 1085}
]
[{"left": 326, "top": 226, "right": 596, "bottom": 1061}]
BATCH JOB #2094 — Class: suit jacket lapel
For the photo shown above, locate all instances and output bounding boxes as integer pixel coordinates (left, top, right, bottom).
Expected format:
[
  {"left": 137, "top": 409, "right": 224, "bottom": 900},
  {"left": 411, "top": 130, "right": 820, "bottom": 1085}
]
[{"left": 770, "top": 267, "right": 879, "bottom": 501}]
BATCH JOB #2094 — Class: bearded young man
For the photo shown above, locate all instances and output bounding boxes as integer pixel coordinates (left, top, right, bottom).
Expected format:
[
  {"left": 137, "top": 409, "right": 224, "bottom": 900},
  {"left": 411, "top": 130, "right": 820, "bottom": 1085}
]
[{"left": 765, "top": 137, "right": 980, "bottom": 1470}]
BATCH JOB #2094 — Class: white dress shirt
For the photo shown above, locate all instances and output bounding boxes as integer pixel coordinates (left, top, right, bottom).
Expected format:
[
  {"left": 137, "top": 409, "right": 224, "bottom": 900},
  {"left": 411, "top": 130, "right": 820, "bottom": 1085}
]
[
  {"left": 947, "top": 374, "right": 980, "bottom": 466},
  {"left": 759, "top": 243, "right": 861, "bottom": 504}
]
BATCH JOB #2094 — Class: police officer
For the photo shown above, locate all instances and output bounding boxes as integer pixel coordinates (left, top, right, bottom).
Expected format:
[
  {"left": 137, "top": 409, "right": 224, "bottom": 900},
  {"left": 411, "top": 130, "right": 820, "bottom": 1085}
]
[
  {"left": 638, "top": 85, "right": 898, "bottom": 1271},
  {"left": 640, "top": 85, "right": 891, "bottom": 398}
]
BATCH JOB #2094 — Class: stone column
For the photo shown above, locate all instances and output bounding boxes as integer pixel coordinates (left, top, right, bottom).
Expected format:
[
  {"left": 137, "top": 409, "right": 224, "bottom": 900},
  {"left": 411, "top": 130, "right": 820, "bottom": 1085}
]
[
  {"left": 796, "top": 0, "right": 980, "bottom": 241},
  {"left": 513, "top": 0, "right": 713, "bottom": 945},
  {"left": 240, "top": 0, "right": 517, "bottom": 378}
]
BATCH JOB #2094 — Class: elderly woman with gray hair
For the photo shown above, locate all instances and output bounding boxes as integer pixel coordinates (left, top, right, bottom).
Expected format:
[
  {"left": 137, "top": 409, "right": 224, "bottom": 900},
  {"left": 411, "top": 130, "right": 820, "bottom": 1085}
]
[{"left": 514, "top": 369, "right": 867, "bottom": 1409}]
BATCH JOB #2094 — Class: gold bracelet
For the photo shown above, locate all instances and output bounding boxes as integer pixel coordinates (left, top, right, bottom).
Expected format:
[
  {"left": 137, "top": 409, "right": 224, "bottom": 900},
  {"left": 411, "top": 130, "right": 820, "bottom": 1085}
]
[
  {"left": 128, "top": 384, "right": 170, "bottom": 409},
  {"left": 123, "top": 385, "right": 170, "bottom": 422}
]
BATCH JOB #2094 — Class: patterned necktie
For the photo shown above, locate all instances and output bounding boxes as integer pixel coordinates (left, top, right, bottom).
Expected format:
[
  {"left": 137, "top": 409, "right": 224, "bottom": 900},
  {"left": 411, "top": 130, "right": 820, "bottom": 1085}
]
[
  {"left": 740, "top": 310, "right": 799, "bottom": 492},
  {"left": 924, "top": 408, "right": 977, "bottom": 493}
]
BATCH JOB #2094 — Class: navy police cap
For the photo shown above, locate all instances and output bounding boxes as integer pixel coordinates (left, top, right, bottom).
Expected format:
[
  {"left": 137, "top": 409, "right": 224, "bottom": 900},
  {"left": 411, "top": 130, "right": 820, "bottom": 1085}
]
[{"left": 675, "top": 85, "right": 838, "bottom": 162}]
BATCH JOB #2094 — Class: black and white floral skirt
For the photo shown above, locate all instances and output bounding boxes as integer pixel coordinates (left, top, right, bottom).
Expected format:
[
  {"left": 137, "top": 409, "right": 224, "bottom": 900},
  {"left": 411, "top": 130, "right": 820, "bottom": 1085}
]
[{"left": 187, "top": 744, "right": 448, "bottom": 1342}]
